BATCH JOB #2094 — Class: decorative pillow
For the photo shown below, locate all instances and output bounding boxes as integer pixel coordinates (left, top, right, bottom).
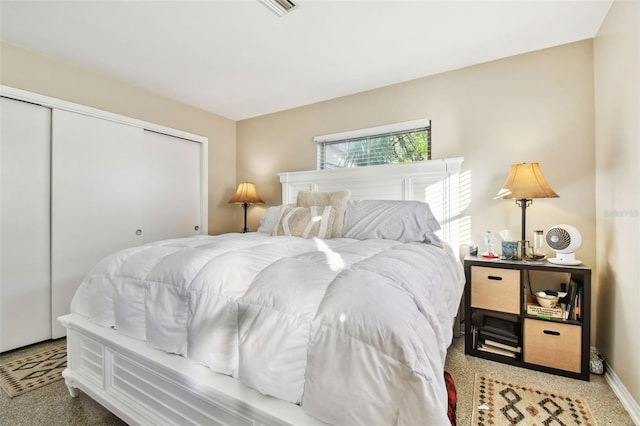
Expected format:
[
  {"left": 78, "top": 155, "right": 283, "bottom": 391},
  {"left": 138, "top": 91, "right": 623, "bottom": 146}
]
[
  {"left": 273, "top": 206, "right": 336, "bottom": 239},
  {"left": 257, "top": 205, "right": 284, "bottom": 234},
  {"left": 296, "top": 190, "right": 350, "bottom": 238},
  {"left": 342, "top": 199, "right": 443, "bottom": 245}
]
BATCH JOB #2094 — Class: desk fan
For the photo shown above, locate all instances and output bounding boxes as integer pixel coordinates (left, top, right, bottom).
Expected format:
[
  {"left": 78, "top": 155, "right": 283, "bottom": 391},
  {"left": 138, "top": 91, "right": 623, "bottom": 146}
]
[{"left": 546, "top": 224, "right": 582, "bottom": 265}]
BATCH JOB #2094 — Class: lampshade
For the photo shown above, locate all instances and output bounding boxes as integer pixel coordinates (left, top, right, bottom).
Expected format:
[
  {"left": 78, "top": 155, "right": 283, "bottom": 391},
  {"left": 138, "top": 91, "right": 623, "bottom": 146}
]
[
  {"left": 228, "top": 182, "right": 264, "bottom": 205},
  {"left": 495, "top": 163, "right": 559, "bottom": 200}
]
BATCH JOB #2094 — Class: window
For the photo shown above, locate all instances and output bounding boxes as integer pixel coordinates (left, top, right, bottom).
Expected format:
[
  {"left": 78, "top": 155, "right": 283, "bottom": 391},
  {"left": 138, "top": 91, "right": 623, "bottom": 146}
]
[{"left": 315, "top": 119, "right": 431, "bottom": 170}]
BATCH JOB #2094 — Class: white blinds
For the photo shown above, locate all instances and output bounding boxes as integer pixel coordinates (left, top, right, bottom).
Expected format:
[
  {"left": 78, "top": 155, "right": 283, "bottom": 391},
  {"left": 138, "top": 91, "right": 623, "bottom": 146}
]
[{"left": 316, "top": 120, "right": 431, "bottom": 170}]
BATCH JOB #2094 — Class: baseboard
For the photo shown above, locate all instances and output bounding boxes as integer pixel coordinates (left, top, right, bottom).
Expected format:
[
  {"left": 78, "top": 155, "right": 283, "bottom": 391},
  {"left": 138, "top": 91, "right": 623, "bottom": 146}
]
[{"left": 605, "top": 363, "right": 640, "bottom": 425}]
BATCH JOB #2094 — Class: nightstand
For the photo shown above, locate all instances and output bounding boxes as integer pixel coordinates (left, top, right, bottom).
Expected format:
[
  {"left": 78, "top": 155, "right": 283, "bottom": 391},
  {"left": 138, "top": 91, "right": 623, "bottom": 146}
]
[{"left": 464, "top": 256, "right": 591, "bottom": 381}]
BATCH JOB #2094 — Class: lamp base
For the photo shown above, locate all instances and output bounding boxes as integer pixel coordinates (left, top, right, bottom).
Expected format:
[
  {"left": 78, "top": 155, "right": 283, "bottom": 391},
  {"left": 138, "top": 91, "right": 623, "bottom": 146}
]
[
  {"left": 515, "top": 199, "right": 533, "bottom": 260},
  {"left": 242, "top": 202, "right": 249, "bottom": 233}
]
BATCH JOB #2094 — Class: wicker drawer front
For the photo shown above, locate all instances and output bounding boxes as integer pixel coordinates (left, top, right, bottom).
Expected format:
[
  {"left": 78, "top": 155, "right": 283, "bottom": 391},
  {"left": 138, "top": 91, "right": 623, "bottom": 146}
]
[
  {"left": 524, "top": 319, "right": 581, "bottom": 373},
  {"left": 471, "top": 266, "right": 520, "bottom": 314}
]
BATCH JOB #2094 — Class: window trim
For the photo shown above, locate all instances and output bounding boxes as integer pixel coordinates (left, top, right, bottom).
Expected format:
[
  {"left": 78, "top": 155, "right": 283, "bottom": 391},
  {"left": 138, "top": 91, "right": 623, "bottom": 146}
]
[
  {"left": 313, "top": 118, "right": 430, "bottom": 143},
  {"left": 314, "top": 119, "right": 431, "bottom": 170}
]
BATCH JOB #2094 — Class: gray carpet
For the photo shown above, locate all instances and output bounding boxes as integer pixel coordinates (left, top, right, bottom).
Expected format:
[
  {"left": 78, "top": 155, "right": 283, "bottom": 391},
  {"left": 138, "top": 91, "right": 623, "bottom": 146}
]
[
  {"left": 0, "top": 339, "right": 123, "bottom": 426},
  {"left": 1, "top": 336, "right": 634, "bottom": 425}
]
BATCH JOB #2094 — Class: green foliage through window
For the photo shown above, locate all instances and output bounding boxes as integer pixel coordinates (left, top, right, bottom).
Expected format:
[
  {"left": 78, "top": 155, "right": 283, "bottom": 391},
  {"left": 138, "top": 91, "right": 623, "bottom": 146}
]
[{"left": 318, "top": 124, "right": 431, "bottom": 170}]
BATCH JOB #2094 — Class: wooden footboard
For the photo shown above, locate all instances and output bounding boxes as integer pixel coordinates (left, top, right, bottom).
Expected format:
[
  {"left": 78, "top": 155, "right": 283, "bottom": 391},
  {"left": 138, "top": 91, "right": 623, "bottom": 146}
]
[{"left": 59, "top": 314, "right": 327, "bottom": 426}]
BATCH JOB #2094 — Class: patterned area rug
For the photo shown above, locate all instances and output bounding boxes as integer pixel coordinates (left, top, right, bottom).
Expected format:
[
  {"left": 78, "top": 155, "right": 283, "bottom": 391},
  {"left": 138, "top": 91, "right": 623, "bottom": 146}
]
[
  {"left": 472, "top": 373, "right": 596, "bottom": 425},
  {"left": 0, "top": 342, "right": 66, "bottom": 398}
]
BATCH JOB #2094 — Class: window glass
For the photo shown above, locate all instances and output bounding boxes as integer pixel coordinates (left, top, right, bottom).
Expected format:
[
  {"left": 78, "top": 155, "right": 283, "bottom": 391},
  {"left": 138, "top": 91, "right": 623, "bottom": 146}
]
[{"left": 317, "top": 123, "right": 430, "bottom": 170}]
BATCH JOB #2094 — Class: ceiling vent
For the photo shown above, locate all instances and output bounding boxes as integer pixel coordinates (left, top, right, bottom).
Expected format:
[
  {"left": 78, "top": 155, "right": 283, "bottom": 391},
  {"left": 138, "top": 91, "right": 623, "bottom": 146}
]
[{"left": 260, "top": 0, "right": 297, "bottom": 17}]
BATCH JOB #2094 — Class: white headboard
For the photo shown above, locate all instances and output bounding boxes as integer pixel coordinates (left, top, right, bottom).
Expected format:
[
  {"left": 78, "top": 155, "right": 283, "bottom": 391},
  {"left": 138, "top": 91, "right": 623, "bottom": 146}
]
[{"left": 278, "top": 157, "right": 464, "bottom": 248}]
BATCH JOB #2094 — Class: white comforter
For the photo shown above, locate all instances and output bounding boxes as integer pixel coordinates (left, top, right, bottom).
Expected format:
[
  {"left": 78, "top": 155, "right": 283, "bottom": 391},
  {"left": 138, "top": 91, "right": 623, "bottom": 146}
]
[{"left": 71, "top": 233, "right": 464, "bottom": 425}]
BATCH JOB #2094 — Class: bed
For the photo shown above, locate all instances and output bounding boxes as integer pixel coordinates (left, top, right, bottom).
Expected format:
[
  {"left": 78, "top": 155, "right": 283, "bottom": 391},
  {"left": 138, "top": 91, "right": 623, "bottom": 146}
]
[{"left": 59, "top": 157, "right": 465, "bottom": 426}]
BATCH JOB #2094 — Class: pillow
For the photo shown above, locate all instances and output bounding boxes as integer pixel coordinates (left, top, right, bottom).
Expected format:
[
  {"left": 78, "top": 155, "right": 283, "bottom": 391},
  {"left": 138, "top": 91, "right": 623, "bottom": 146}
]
[
  {"left": 273, "top": 205, "right": 336, "bottom": 239},
  {"left": 257, "top": 205, "right": 284, "bottom": 234},
  {"left": 342, "top": 199, "right": 442, "bottom": 245},
  {"left": 296, "top": 190, "right": 350, "bottom": 238}
]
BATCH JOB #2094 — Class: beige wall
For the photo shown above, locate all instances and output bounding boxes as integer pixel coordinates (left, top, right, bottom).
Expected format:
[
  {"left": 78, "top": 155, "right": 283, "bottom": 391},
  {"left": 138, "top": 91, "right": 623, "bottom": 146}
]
[
  {"left": 238, "top": 40, "right": 596, "bottom": 286},
  {"left": 0, "top": 41, "right": 238, "bottom": 234},
  {"left": 594, "top": 0, "right": 640, "bottom": 413}
]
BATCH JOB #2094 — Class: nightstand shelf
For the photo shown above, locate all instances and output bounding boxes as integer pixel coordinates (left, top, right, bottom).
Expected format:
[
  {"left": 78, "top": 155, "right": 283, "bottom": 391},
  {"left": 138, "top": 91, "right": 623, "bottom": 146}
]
[{"left": 464, "top": 256, "right": 591, "bottom": 381}]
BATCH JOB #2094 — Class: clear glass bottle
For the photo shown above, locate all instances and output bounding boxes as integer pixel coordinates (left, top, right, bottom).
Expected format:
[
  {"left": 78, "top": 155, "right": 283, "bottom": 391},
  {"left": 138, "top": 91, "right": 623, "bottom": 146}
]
[
  {"left": 533, "top": 230, "right": 545, "bottom": 258},
  {"left": 484, "top": 230, "right": 495, "bottom": 255}
]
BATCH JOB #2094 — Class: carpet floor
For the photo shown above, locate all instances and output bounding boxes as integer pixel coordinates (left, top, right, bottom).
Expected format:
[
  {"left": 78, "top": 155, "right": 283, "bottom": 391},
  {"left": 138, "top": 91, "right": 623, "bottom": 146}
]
[
  {"left": 0, "top": 335, "right": 634, "bottom": 425},
  {"left": 471, "top": 373, "right": 596, "bottom": 425},
  {"left": 0, "top": 341, "right": 67, "bottom": 398},
  {"left": 0, "top": 339, "right": 124, "bottom": 426},
  {"left": 444, "top": 337, "right": 634, "bottom": 425}
]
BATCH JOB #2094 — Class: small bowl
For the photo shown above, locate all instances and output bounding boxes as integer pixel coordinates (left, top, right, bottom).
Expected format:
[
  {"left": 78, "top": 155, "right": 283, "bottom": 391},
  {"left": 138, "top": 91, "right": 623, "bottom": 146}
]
[{"left": 536, "top": 292, "right": 559, "bottom": 308}]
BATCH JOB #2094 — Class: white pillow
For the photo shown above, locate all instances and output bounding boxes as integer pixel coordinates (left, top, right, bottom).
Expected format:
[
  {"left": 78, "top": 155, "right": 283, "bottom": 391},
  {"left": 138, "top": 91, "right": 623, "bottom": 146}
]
[
  {"left": 257, "top": 205, "right": 284, "bottom": 234},
  {"left": 273, "top": 205, "right": 336, "bottom": 239},
  {"left": 343, "top": 200, "right": 442, "bottom": 245},
  {"left": 296, "top": 190, "right": 350, "bottom": 238}
]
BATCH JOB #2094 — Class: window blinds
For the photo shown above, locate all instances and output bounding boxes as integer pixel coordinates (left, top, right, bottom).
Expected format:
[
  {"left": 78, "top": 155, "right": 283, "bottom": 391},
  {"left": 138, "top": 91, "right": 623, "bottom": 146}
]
[{"left": 316, "top": 122, "right": 431, "bottom": 170}]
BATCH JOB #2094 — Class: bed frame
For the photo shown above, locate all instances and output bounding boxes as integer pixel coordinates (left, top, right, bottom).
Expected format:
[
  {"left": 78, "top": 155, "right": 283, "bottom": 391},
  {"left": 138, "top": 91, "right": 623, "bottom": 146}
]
[{"left": 60, "top": 157, "right": 464, "bottom": 426}]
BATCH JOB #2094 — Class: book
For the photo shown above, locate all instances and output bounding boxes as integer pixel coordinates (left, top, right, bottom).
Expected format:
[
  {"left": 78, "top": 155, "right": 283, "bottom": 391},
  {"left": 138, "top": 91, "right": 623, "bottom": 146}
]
[
  {"left": 482, "top": 338, "right": 522, "bottom": 353},
  {"left": 476, "top": 344, "right": 517, "bottom": 358},
  {"left": 478, "top": 329, "right": 519, "bottom": 346},
  {"left": 565, "top": 280, "right": 579, "bottom": 320},
  {"left": 482, "top": 316, "right": 519, "bottom": 338},
  {"left": 471, "top": 324, "right": 478, "bottom": 348}
]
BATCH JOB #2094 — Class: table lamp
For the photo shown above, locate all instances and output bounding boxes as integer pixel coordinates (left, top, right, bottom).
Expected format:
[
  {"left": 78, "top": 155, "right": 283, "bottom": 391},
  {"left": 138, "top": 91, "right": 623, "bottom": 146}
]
[
  {"left": 495, "top": 163, "right": 559, "bottom": 259},
  {"left": 229, "top": 182, "right": 264, "bottom": 233}
]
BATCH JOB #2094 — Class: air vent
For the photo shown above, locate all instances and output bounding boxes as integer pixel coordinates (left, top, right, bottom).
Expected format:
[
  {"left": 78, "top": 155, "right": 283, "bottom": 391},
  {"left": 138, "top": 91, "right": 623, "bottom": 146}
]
[{"left": 260, "top": 0, "right": 297, "bottom": 17}]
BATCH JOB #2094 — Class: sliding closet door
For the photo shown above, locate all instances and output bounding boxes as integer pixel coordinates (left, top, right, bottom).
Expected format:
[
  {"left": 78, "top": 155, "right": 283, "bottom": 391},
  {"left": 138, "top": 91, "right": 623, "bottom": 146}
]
[
  {"left": 51, "top": 110, "right": 145, "bottom": 338},
  {"left": 141, "top": 130, "right": 202, "bottom": 243},
  {"left": 0, "top": 98, "right": 51, "bottom": 351}
]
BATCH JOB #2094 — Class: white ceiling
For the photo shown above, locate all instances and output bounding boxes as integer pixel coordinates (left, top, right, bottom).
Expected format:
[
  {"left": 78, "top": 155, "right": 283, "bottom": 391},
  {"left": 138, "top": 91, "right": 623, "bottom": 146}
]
[{"left": 0, "top": 0, "right": 612, "bottom": 121}]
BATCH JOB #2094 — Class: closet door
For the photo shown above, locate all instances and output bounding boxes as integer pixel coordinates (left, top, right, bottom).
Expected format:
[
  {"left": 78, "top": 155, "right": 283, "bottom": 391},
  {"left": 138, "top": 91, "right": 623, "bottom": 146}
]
[
  {"left": 0, "top": 98, "right": 51, "bottom": 351},
  {"left": 141, "top": 130, "right": 202, "bottom": 243},
  {"left": 51, "top": 110, "right": 145, "bottom": 338}
]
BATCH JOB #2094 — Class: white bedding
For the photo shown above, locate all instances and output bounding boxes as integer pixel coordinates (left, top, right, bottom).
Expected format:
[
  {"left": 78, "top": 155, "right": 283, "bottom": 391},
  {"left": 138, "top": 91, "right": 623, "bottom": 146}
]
[{"left": 71, "top": 232, "right": 464, "bottom": 425}]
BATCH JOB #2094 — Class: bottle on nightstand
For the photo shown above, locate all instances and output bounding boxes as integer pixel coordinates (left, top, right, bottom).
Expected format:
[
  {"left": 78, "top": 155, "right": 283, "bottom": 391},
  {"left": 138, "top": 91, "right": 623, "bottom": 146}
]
[{"left": 484, "top": 231, "right": 495, "bottom": 255}]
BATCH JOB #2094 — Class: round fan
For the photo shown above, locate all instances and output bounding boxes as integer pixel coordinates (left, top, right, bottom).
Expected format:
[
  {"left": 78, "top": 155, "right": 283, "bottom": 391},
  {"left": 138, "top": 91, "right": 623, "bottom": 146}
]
[{"left": 545, "top": 224, "right": 582, "bottom": 265}]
